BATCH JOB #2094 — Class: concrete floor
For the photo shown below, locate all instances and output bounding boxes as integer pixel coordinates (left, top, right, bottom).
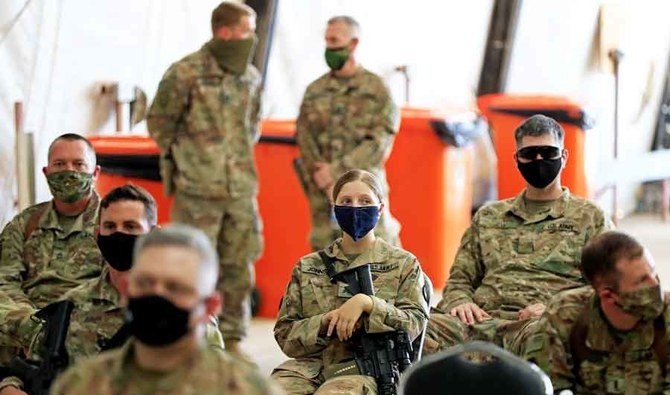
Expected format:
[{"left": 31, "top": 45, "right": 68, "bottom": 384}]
[{"left": 243, "top": 214, "right": 670, "bottom": 376}]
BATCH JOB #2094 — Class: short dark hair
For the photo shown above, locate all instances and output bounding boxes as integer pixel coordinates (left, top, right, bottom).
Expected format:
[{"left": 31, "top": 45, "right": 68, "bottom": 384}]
[
  {"left": 100, "top": 184, "right": 157, "bottom": 227},
  {"left": 514, "top": 115, "right": 564, "bottom": 148},
  {"left": 580, "top": 231, "right": 644, "bottom": 290},
  {"left": 48, "top": 133, "right": 96, "bottom": 165},
  {"left": 211, "top": 1, "right": 256, "bottom": 35}
]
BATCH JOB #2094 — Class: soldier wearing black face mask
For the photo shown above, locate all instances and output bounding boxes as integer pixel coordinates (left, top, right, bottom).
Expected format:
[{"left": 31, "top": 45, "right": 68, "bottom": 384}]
[
  {"left": 424, "top": 114, "right": 613, "bottom": 357},
  {"left": 51, "top": 225, "right": 281, "bottom": 395},
  {"left": 0, "top": 186, "right": 225, "bottom": 395}
]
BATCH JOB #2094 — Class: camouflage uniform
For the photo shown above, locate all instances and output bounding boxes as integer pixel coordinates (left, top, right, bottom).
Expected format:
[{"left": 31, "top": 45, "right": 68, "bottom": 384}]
[
  {"left": 147, "top": 40, "right": 263, "bottom": 341},
  {"left": 0, "top": 266, "right": 225, "bottom": 391},
  {"left": 272, "top": 238, "right": 429, "bottom": 394},
  {"left": 424, "top": 188, "right": 611, "bottom": 355},
  {"left": 0, "top": 194, "right": 103, "bottom": 347},
  {"left": 523, "top": 286, "right": 670, "bottom": 394},
  {"left": 296, "top": 67, "right": 401, "bottom": 250},
  {"left": 50, "top": 339, "right": 283, "bottom": 395}
]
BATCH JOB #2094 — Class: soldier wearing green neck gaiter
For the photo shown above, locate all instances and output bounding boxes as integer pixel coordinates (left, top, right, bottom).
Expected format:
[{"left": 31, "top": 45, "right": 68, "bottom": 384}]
[{"left": 147, "top": 1, "right": 263, "bottom": 362}]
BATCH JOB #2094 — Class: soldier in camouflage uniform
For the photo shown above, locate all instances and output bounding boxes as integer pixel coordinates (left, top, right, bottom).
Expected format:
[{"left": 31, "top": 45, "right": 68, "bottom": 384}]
[
  {"left": 272, "top": 170, "right": 429, "bottom": 394},
  {"left": 147, "top": 2, "right": 262, "bottom": 353},
  {"left": 50, "top": 225, "right": 281, "bottom": 395},
  {"left": 0, "top": 134, "right": 103, "bottom": 353},
  {"left": 523, "top": 231, "right": 670, "bottom": 394},
  {"left": 424, "top": 115, "right": 612, "bottom": 355},
  {"left": 296, "top": 16, "right": 401, "bottom": 251}
]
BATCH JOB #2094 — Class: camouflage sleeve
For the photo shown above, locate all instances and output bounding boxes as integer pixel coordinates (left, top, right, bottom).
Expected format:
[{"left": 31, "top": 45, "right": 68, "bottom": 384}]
[
  {"left": 249, "top": 83, "right": 262, "bottom": 144},
  {"left": 522, "top": 302, "right": 576, "bottom": 392},
  {"left": 49, "top": 361, "right": 88, "bottom": 395},
  {"left": 330, "top": 87, "right": 399, "bottom": 177},
  {"left": 273, "top": 265, "right": 328, "bottom": 358},
  {"left": 364, "top": 258, "right": 429, "bottom": 340},
  {"left": 0, "top": 293, "right": 41, "bottom": 349},
  {"left": 0, "top": 216, "right": 34, "bottom": 307},
  {"left": 147, "top": 63, "right": 190, "bottom": 152},
  {"left": 436, "top": 221, "right": 485, "bottom": 312},
  {"left": 295, "top": 91, "right": 323, "bottom": 168}
]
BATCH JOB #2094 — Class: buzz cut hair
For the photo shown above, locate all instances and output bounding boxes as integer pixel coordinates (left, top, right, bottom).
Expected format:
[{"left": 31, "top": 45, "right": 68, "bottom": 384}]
[
  {"left": 100, "top": 184, "right": 158, "bottom": 227},
  {"left": 513, "top": 114, "right": 565, "bottom": 148},
  {"left": 327, "top": 15, "right": 360, "bottom": 38},
  {"left": 133, "top": 224, "right": 219, "bottom": 295},
  {"left": 211, "top": 1, "right": 256, "bottom": 35},
  {"left": 48, "top": 133, "right": 97, "bottom": 166}
]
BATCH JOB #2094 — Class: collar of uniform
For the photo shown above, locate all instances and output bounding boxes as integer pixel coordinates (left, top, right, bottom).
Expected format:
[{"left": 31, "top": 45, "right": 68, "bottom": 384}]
[
  {"left": 326, "top": 66, "right": 365, "bottom": 92},
  {"left": 507, "top": 187, "right": 571, "bottom": 224},
  {"left": 39, "top": 192, "right": 100, "bottom": 238},
  {"left": 111, "top": 339, "right": 204, "bottom": 390},
  {"left": 585, "top": 295, "right": 655, "bottom": 352},
  {"left": 94, "top": 265, "right": 122, "bottom": 308},
  {"left": 323, "top": 237, "right": 390, "bottom": 271}
]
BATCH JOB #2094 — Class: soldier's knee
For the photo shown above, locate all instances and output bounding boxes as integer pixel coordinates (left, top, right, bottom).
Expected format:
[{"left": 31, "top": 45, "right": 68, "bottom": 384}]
[{"left": 316, "top": 375, "right": 377, "bottom": 395}]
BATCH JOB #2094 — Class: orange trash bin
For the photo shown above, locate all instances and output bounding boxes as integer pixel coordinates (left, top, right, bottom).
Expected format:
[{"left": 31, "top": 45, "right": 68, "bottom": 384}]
[
  {"left": 477, "top": 94, "right": 593, "bottom": 199},
  {"left": 387, "top": 108, "right": 475, "bottom": 290}
]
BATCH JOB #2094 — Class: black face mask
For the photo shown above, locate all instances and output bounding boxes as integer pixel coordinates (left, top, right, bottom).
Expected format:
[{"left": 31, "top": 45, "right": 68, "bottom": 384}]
[
  {"left": 125, "top": 295, "right": 191, "bottom": 346},
  {"left": 97, "top": 232, "right": 138, "bottom": 272},
  {"left": 517, "top": 158, "right": 562, "bottom": 189}
]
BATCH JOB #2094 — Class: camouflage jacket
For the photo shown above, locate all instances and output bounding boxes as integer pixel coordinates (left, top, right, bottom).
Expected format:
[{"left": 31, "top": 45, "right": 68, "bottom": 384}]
[
  {"left": 437, "top": 188, "right": 612, "bottom": 316},
  {"left": 274, "top": 238, "right": 429, "bottom": 376},
  {"left": 296, "top": 67, "right": 399, "bottom": 188},
  {"left": 147, "top": 42, "right": 262, "bottom": 199},
  {"left": 523, "top": 286, "right": 670, "bottom": 394},
  {"left": 0, "top": 194, "right": 103, "bottom": 309},
  {"left": 50, "top": 339, "right": 283, "bottom": 395}
]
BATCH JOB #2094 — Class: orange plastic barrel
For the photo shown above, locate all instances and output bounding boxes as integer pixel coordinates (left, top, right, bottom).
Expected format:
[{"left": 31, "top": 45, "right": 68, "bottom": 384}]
[
  {"left": 387, "top": 108, "right": 473, "bottom": 289},
  {"left": 477, "top": 94, "right": 592, "bottom": 199}
]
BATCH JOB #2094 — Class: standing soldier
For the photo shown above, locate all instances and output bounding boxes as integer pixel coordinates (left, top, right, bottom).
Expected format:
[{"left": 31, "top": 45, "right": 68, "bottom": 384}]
[
  {"left": 0, "top": 133, "right": 103, "bottom": 351},
  {"left": 147, "top": 1, "right": 263, "bottom": 356},
  {"left": 296, "top": 15, "right": 401, "bottom": 251}
]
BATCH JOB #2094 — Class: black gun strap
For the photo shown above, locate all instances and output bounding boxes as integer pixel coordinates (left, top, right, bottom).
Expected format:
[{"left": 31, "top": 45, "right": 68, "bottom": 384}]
[
  {"left": 318, "top": 251, "right": 339, "bottom": 282},
  {"left": 98, "top": 323, "right": 132, "bottom": 351}
]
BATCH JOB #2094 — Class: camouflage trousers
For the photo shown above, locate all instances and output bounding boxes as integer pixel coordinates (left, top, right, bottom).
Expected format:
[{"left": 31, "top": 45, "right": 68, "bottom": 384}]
[
  {"left": 172, "top": 192, "right": 263, "bottom": 341},
  {"left": 423, "top": 309, "right": 540, "bottom": 357},
  {"left": 305, "top": 187, "right": 401, "bottom": 251},
  {"left": 272, "top": 364, "right": 377, "bottom": 395}
]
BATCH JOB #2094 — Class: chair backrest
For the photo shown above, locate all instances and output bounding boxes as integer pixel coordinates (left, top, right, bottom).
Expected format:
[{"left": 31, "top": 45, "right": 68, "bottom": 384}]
[
  {"left": 399, "top": 341, "right": 553, "bottom": 395},
  {"left": 410, "top": 272, "right": 433, "bottom": 362}
]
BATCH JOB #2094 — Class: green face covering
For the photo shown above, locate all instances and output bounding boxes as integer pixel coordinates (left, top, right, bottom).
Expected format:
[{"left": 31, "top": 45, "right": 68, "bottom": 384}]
[
  {"left": 206, "top": 36, "right": 257, "bottom": 75},
  {"left": 325, "top": 46, "right": 351, "bottom": 71},
  {"left": 46, "top": 170, "right": 94, "bottom": 203},
  {"left": 615, "top": 283, "right": 665, "bottom": 321}
]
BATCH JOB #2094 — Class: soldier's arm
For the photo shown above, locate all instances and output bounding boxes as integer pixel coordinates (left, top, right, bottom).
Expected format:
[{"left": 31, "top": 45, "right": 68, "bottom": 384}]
[
  {"left": 436, "top": 221, "right": 485, "bottom": 312},
  {"left": 273, "top": 266, "right": 329, "bottom": 358},
  {"left": 0, "top": 218, "right": 34, "bottom": 307},
  {"left": 364, "top": 258, "right": 429, "bottom": 340},
  {"left": 329, "top": 84, "right": 399, "bottom": 177},
  {"left": 146, "top": 64, "right": 190, "bottom": 152},
  {"left": 295, "top": 91, "right": 324, "bottom": 167},
  {"left": 522, "top": 305, "right": 576, "bottom": 392},
  {"left": 248, "top": 80, "right": 263, "bottom": 144}
]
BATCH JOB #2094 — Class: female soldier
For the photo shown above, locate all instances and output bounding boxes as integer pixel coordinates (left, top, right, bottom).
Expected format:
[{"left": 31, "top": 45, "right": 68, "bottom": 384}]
[{"left": 272, "top": 169, "right": 429, "bottom": 394}]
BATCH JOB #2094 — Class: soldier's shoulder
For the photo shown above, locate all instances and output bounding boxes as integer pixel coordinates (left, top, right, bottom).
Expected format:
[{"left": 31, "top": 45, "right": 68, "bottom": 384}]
[
  {"left": 565, "top": 193, "right": 606, "bottom": 216},
  {"left": 378, "top": 238, "right": 418, "bottom": 262},
  {"left": 295, "top": 251, "right": 329, "bottom": 276},
  {"left": 165, "top": 47, "right": 212, "bottom": 78},
  {"left": 545, "top": 286, "right": 594, "bottom": 320},
  {"left": 304, "top": 72, "right": 332, "bottom": 93},
  {"left": 60, "top": 347, "right": 121, "bottom": 380},
  {"left": 472, "top": 198, "right": 515, "bottom": 224},
  {"left": 243, "top": 64, "right": 261, "bottom": 81},
  {"left": 206, "top": 349, "right": 278, "bottom": 393},
  {"left": 2, "top": 201, "right": 50, "bottom": 233},
  {"left": 358, "top": 68, "right": 389, "bottom": 91}
]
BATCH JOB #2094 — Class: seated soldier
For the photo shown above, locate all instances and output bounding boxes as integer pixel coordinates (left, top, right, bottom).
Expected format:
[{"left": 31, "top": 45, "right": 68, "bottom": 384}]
[
  {"left": 424, "top": 115, "right": 612, "bottom": 355},
  {"left": 0, "top": 134, "right": 104, "bottom": 350},
  {"left": 0, "top": 185, "right": 225, "bottom": 394},
  {"left": 523, "top": 231, "right": 669, "bottom": 394},
  {"left": 51, "top": 225, "right": 281, "bottom": 394}
]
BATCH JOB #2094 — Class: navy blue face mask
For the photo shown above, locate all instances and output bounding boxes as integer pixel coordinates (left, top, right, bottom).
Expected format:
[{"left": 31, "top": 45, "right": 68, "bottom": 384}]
[{"left": 334, "top": 205, "right": 380, "bottom": 241}]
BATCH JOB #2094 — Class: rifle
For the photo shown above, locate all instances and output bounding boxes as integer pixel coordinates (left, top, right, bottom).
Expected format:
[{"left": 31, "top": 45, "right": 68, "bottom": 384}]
[
  {"left": 9, "top": 300, "right": 74, "bottom": 395},
  {"left": 319, "top": 253, "right": 413, "bottom": 395}
]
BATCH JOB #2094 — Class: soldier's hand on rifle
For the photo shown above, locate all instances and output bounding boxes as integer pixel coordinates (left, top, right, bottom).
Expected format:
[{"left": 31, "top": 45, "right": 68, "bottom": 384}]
[
  {"left": 313, "top": 162, "right": 334, "bottom": 190},
  {"left": 450, "top": 302, "right": 490, "bottom": 325},
  {"left": 327, "top": 294, "right": 374, "bottom": 341},
  {"left": 0, "top": 386, "right": 28, "bottom": 395},
  {"left": 517, "top": 303, "right": 546, "bottom": 320}
]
